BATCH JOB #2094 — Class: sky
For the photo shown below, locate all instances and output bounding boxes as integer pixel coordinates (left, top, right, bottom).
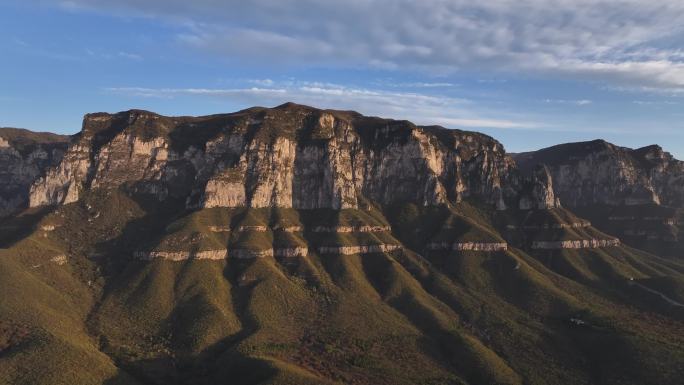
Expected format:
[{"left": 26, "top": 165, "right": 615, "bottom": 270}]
[{"left": 2, "top": 1, "right": 684, "bottom": 157}]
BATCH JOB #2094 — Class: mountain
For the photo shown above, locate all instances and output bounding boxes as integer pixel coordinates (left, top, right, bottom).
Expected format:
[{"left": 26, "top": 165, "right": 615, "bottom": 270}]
[
  {"left": 513, "top": 140, "right": 684, "bottom": 258},
  {"left": 1, "top": 103, "right": 683, "bottom": 385},
  {"left": 0, "top": 127, "right": 70, "bottom": 217}
]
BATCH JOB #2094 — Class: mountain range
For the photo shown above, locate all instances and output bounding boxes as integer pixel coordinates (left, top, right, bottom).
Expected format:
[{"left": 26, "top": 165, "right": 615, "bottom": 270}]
[{"left": 1, "top": 103, "right": 683, "bottom": 385}]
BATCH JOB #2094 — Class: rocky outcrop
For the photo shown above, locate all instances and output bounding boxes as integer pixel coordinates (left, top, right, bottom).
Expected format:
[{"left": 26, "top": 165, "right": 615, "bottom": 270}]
[
  {"left": 426, "top": 242, "right": 508, "bottom": 251},
  {"left": 231, "top": 247, "right": 309, "bottom": 258},
  {"left": 514, "top": 140, "right": 684, "bottom": 208},
  {"left": 0, "top": 128, "right": 69, "bottom": 216},
  {"left": 132, "top": 247, "right": 309, "bottom": 260},
  {"left": 207, "top": 225, "right": 231, "bottom": 232},
  {"left": 531, "top": 238, "right": 620, "bottom": 249},
  {"left": 230, "top": 249, "right": 275, "bottom": 259},
  {"left": 236, "top": 225, "right": 268, "bottom": 232},
  {"left": 310, "top": 225, "right": 391, "bottom": 233},
  {"left": 506, "top": 221, "right": 591, "bottom": 230},
  {"left": 518, "top": 165, "right": 561, "bottom": 210},
  {"left": 274, "top": 225, "right": 303, "bottom": 232},
  {"left": 133, "top": 249, "right": 229, "bottom": 261},
  {"left": 274, "top": 247, "right": 309, "bottom": 257},
  {"left": 318, "top": 244, "right": 401, "bottom": 255},
  {"left": 28, "top": 104, "right": 534, "bottom": 211},
  {"left": 50, "top": 255, "right": 68, "bottom": 265}
]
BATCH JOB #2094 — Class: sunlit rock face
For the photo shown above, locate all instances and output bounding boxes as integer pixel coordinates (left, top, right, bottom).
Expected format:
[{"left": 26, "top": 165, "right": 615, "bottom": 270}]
[
  {"left": 29, "top": 103, "right": 538, "bottom": 211},
  {"left": 0, "top": 128, "right": 70, "bottom": 217},
  {"left": 514, "top": 140, "right": 684, "bottom": 208}
]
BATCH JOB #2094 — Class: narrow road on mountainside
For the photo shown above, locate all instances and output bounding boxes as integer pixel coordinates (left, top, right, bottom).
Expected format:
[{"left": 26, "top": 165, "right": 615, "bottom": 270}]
[{"left": 630, "top": 280, "right": 684, "bottom": 307}]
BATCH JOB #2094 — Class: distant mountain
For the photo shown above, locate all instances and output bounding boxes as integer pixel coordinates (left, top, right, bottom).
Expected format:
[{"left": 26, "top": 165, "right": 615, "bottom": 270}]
[
  {"left": 513, "top": 140, "right": 684, "bottom": 258},
  {"left": 513, "top": 139, "right": 684, "bottom": 207},
  {"left": 0, "top": 127, "right": 70, "bottom": 217},
  {"left": 0, "top": 104, "right": 683, "bottom": 385}
]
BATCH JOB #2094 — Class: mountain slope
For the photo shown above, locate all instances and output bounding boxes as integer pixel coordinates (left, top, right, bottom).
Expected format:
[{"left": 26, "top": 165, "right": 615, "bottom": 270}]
[
  {"left": 513, "top": 140, "right": 684, "bottom": 258},
  {"left": 1, "top": 104, "right": 683, "bottom": 385}
]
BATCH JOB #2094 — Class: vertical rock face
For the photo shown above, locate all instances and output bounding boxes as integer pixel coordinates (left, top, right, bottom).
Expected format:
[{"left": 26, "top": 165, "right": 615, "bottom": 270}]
[
  {"left": 0, "top": 128, "right": 70, "bottom": 217},
  {"left": 518, "top": 165, "right": 561, "bottom": 210},
  {"left": 513, "top": 140, "right": 684, "bottom": 207},
  {"left": 27, "top": 104, "right": 532, "bottom": 210},
  {"left": 29, "top": 111, "right": 182, "bottom": 207}
]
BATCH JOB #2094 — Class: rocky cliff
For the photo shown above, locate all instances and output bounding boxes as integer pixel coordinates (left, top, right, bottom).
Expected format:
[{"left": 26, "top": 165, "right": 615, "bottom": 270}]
[
  {"left": 513, "top": 140, "right": 684, "bottom": 207},
  {"left": 28, "top": 103, "right": 548, "bottom": 212},
  {"left": 513, "top": 140, "right": 684, "bottom": 257},
  {"left": 0, "top": 128, "right": 70, "bottom": 217}
]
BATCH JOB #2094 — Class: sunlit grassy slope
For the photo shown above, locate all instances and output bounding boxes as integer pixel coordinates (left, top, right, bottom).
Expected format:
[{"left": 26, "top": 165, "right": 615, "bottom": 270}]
[{"left": 1, "top": 189, "right": 683, "bottom": 385}]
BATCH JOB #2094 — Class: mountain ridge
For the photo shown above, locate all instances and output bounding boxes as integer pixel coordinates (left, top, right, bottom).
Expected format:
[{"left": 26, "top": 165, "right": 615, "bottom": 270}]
[{"left": 1, "top": 103, "right": 683, "bottom": 385}]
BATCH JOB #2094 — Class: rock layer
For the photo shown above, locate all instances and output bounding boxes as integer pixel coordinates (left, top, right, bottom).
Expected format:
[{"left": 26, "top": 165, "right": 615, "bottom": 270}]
[
  {"left": 133, "top": 250, "right": 229, "bottom": 261},
  {"left": 318, "top": 244, "right": 402, "bottom": 255},
  {"left": 531, "top": 239, "right": 620, "bottom": 249},
  {"left": 427, "top": 242, "right": 508, "bottom": 251}
]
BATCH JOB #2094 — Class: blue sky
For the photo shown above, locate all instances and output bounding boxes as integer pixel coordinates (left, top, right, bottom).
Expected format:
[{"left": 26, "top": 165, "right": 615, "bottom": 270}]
[{"left": 2, "top": 1, "right": 684, "bottom": 157}]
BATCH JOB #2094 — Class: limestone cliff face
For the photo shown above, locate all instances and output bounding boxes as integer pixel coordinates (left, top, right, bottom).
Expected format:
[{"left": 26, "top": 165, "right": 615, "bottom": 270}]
[
  {"left": 28, "top": 104, "right": 531, "bottom": 210},
  {"left": 518, "top": 165, "right": 561, "bottom": 210},
  {"left": 0, "top": 128, "right": 69, "bottom": 217},
  {"left": 29, "top": 111, "right": 182, "bottom": 207},
  {"left": 514, "top": 140, "right": 684, "bottom": 207}
]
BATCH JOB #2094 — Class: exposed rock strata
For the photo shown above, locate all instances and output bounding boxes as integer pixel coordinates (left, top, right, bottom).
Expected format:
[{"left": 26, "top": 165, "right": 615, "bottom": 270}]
[
  {"left": 274, "top": 247, "right": 309, "bottom": 257},
  {"left": 318, "top": 244, "right": 401, "bottom": 255},
  {"left": 208, "top": 225, "right": 230, "bottom": 232},
  {"left": 232, "top": 247, "right": 309, "bottom": 258},
  {"left": 310, "top": 225, "right": 391, "bottom": 233},
  {"left": 132, "top": 247, "right": 309, "bottom": 260},
  {"left": 427, "top": 242, "right": 508, "bottom": 251},
  {"left": 133, "top": 249, "right": 228, "bottom": 261},
  {"left": 230, "top": 249, "right": 275, "bottom": 259},
  {"left": 274, "top": 225, "right": 303, "bottom": 232},
  {"left": 50, "top": 255, "right": 68, "bottom": 265},
  {"left": 531, "top": 239, "right": 620, "bottom": 249},
  {"left": 236, "top": 225, "right": 268, "bottom": 232},
  {"left": 506, "top": 222, "right": 591, "bottom": 230}
]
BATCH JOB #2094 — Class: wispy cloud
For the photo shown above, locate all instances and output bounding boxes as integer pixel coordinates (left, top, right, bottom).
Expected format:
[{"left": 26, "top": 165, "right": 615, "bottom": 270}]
[
  {"left": 45, "top": 0, "right": 684, "bottom": 91},
  {"left": 105, "top": 81, "right": 543, "bottom": 130},
  {"left": 86, "top": 49, "right": 143, "bottom": 61},
  {"left": 632, "top": 100, "right": 679, "bottom": 106},
  {"left": 543, "top": 99, "right": 593, "bottom": 106}
]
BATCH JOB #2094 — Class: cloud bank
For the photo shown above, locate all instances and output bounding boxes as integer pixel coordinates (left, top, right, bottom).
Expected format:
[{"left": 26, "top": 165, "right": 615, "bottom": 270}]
[{"left": 51, "top": 0, "right": 684, "bottom": 91}]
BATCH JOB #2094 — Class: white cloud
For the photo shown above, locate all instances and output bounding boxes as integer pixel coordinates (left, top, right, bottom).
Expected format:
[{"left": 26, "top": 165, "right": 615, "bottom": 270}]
[
  {"left": 40, "top": 0, "right": 684, "bottom": 90},
  {"left": 105, "top": 81, "right": 543, "bottom": 130},
  {"left": 544, "top": 99, "right": 592, "bottom": 106},
  {"left": 249, "top": 78, "right": 274, "bottom": 86},
  {"left": 117, "top": 51, "right": 142, "bottom": 60}
]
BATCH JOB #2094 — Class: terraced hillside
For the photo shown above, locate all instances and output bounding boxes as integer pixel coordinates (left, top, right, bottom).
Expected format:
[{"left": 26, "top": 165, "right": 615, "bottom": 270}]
[{"left": 1, "top": 104, "right": 683, "bottom": 385}]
